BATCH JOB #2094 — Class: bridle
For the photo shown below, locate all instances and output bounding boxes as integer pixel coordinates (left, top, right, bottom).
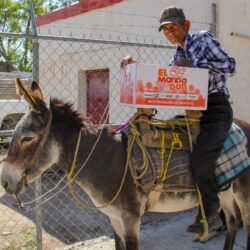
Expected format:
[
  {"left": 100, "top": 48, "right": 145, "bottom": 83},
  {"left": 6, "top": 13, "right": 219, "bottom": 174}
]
[
  {"left": 14, "top": 108, "right": 53, "bottom": 208},
  {"left": 22, "top": 108, "right": 53, "bottom": 184}
]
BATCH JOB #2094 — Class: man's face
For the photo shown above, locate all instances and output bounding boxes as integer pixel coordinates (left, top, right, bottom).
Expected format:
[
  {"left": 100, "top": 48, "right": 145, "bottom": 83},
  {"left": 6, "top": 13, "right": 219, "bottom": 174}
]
[{"left": 162, "top": 23, "right": 187, "bottom": 46}]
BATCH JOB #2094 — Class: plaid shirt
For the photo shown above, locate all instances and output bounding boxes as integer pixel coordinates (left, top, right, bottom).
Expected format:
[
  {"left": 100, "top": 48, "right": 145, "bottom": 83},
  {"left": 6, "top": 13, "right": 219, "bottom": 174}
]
[{"left": 171, "top": 31, "right": 236, "bottom": 95}]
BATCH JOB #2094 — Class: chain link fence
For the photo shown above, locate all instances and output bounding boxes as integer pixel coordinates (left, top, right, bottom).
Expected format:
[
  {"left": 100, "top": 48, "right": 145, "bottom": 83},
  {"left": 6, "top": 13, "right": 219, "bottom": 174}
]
[
  {"left": 0, "top": 30, "right": 208, "bottom": 249},
  {"left": 37, "top": 35, "right": 182, "bottom": 123}
]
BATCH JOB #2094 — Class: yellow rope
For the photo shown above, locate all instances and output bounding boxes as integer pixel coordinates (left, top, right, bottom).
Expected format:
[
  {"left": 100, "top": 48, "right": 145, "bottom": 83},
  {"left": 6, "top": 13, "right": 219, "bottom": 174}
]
[
  {"left": 67, "top": 128, "right": 130, "bottom": 209},
  {"left": 128, "top": 122, "right": 156, "bottom": 190},
  {"left": 67, "top": 129, "right": 82, "bottom": 180},
  {"left": 196, "top": 185, "right": 209, "bottom": 237},
  {"left": 161, "top": 131, "right": 183, "bottom": 182},
  {"left": 160, "top": 131, "right": 166, "bottom": 180}
]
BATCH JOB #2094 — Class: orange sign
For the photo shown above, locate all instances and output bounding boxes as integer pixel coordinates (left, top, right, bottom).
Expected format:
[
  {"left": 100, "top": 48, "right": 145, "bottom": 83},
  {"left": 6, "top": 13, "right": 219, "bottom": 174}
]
[{"left": 120, "top": 63, "right": 208, "bottom": 110}]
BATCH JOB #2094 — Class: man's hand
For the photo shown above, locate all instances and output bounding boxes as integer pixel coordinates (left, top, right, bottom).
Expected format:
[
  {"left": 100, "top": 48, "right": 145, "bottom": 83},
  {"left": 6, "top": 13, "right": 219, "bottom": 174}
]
[
  {"left": 120, "top": 55, "right": 138, "bottom": 69},
  {"left": 174, "top": 59, "right": 194, "bottom": 67}
]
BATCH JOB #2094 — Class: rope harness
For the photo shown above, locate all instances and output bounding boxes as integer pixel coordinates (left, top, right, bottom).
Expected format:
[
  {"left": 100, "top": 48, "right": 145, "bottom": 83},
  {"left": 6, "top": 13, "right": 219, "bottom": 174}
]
[
  {"left": 67, "top": 114, "right": 198, "bottom": 207},
  {"left": 67, "top": 128, "right": 130, "bottom": 209}
]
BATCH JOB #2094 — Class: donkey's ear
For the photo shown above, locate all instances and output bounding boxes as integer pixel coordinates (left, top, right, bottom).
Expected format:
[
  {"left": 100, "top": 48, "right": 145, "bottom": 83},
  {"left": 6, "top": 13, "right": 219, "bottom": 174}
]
[
  {"left": 15, "top": 78, "right": 46, "bottom": 112},
  {"left": 31, "top": 80, "right": 44, "bottom": 100}
]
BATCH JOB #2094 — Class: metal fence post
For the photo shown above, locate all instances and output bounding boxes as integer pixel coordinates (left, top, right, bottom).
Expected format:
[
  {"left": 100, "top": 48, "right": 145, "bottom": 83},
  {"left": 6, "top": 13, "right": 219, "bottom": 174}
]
[
  {"left": 211, "top": 3, "right": 217, "bottom": 37},
  {"left": 29, "top": 2, "right": 43, "bottom": 250}
]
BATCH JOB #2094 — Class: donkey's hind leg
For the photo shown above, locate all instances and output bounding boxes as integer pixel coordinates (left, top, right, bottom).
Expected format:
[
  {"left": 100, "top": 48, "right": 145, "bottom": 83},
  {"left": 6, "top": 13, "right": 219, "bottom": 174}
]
[
  {"left": 220, "top": 189, "right": 239, "bottom": 250},
  {"left": 234, "top": 199, "right": 250, "bottom": 250},
  {"left": 222, "top": 207, "right": 239, "bottom": 250},
  {"left": 244, "top": 220, "right": 250, "bottom": 250},
  {"left": 233, "top": 174, "right": 250, "bottom": 250},
  {"left": 235, "top": 198, "right": 250, "bottom": 250}
]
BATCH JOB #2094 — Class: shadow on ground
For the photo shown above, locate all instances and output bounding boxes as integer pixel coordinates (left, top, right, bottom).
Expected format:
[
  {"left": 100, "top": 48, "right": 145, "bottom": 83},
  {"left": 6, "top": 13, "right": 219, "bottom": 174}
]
[{"left": 0, "top": 169, "right": 180, "bottom": 245}]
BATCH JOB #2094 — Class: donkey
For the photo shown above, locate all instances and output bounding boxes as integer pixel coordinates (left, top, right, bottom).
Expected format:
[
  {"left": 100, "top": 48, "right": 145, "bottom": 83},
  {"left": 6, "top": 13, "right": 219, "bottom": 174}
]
[{"left": 1, "top": 78, "right": 250, "bottom": 250}]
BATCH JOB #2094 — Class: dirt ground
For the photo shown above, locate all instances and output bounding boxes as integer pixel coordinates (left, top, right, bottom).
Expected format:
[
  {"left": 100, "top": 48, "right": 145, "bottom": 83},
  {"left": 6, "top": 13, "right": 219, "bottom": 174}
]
[
  {"left": 0, "top": 188, "right": 65, "bottom": 250},
  {"left": 55, "top": 211, "right": 246, "bottom": 250}
]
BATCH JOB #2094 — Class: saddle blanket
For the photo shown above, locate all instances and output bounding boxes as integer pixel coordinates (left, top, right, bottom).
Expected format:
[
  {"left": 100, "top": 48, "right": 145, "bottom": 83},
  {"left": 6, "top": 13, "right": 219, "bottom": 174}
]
[
  {"left": 215, "top": 122, "right": 250, "bottom": 186},
  {"left": 122, "top": 121, "right": 250, "bottom": 191}
]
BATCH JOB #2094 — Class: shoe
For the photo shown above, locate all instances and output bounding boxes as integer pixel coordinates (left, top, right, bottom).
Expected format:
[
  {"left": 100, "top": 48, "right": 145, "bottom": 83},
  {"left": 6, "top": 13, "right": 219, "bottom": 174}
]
[
  {"left": 189, "top": 213, "right": 223, "bottom": 234},
  {"left": 206, "top": 214, "right": 223, "bottom": 233},
  {"left": 187, "top": 221, "right": 203, "bottom": 233}
]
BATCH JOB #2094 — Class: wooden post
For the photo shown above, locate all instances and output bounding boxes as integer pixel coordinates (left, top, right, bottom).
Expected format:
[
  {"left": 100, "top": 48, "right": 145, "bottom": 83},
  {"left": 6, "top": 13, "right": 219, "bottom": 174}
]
[{"left": 136, "top": 108, "right": 155, "bottom": 145}]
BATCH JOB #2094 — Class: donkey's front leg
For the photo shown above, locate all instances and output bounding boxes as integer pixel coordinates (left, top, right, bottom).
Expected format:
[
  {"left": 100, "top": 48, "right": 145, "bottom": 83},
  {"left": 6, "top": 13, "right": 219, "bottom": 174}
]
[{"left": 110, "top": 215, "right": 141, "bottom": 250}]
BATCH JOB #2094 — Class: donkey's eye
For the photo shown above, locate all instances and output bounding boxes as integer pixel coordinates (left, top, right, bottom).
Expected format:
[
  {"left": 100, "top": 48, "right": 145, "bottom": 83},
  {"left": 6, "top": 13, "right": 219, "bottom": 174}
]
[{"left": 21, "top": 137, "right": 34, "bottom": 144}]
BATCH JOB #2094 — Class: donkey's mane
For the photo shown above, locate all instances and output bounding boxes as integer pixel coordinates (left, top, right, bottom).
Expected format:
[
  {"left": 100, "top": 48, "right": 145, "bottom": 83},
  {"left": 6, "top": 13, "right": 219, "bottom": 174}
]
[
  {"left": 51, "top": 98, "right": 95, "bottom": 127},
  {"left": 50, "top": 98, "right": 117, "bottom": 137}
]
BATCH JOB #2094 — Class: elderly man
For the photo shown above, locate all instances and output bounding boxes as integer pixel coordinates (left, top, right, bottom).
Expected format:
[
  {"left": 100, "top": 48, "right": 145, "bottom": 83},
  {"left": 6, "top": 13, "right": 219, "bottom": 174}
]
[
  {"left": 121, "top": 6, "right": 236, "bottom": 234},
  {"left": 158, "top": 6, "right": 236, "bottom": 233}
]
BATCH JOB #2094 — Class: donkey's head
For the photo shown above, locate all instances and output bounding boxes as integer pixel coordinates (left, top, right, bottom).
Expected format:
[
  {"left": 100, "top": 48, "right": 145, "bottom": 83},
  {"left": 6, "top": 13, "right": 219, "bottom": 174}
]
[{"left": 0, "top": 78, "right": 58, "bottom": 195}]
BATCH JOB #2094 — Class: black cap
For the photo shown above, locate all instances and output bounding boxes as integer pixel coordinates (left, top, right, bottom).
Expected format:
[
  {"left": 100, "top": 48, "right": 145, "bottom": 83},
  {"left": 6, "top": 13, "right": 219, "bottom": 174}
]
[{"left": 159, "top": 6, "right": 186, "bottom": 32}]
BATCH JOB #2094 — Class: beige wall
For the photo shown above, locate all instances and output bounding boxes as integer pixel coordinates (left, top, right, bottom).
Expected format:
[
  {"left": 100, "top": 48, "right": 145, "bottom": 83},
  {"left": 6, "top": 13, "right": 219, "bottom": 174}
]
[{"left": 218, "top": 0, "right": 250, "bottom": 122}]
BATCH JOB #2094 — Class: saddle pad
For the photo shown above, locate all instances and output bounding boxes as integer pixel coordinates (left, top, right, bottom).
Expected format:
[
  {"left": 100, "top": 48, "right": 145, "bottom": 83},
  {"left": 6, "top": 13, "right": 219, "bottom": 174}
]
[
  {"left": 122, "top": 121, "right": 250, "bottom": 191},
  {"left": 215, "top": 122, "right": 250, "bottom": 186},
  {"left": 131, "top": 144, "right": 195, "bottom": 192}
]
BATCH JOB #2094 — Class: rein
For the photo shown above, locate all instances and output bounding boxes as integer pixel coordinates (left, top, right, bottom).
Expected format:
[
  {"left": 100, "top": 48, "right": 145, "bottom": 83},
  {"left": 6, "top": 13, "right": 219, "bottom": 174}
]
[{"left": 67, "top": 128, "right": 130, "bottom": 209}]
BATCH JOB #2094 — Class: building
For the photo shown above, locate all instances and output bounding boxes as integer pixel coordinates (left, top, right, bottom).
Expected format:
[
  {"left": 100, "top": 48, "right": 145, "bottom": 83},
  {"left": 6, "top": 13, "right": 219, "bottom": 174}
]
[
  {"left": 36, "top": 0, "right": 249, "bottom": 123},
  {"left": 218, "top": 0, "right": 250, "bottom": 122}
]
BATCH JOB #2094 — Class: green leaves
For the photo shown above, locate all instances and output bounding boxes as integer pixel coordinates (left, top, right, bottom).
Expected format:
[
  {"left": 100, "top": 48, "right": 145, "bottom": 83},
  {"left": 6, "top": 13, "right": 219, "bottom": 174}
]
[
  {"left": 0, "top": 0, "right": 82, "bottom": 72},
  {"left": 0, "top": 0, "right": 48, "bottom": 71}
]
